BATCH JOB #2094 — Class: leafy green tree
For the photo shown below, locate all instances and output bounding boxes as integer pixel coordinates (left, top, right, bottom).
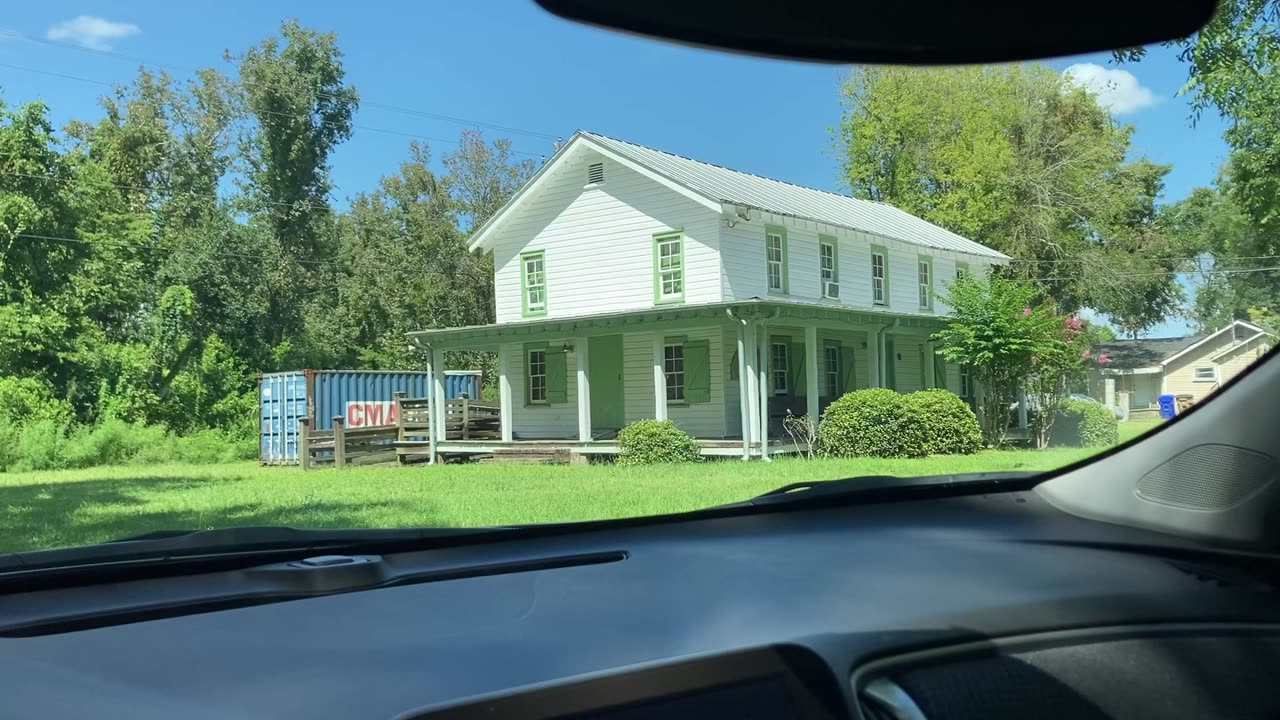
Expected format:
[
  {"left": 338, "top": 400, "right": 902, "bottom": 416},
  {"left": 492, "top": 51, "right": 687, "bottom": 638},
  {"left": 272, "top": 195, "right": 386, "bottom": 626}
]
[
  {"left": 234, "top": 19, "right": 358, "bottom": 349},
  {"left": 836, "top": 65, "right": 1183, "bottom": 330}
]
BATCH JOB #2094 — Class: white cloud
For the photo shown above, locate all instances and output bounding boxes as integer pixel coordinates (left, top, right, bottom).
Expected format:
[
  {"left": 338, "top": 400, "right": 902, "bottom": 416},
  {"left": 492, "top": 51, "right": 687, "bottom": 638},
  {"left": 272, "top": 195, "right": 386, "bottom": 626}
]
[
  {"left": 1063, "top": 63, "right": 1157, "bottom": 114},
  {"left": 46, "top": 15, "right": 140, "bottom": 51}
]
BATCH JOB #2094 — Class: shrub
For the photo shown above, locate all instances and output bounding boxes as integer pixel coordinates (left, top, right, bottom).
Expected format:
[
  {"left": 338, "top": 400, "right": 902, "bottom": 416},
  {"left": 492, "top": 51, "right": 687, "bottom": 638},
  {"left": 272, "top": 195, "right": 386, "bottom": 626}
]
[
  {"left": 616, "top": 419, "right": 701, "bottom": 465},
  {"left": 901, "top": 389, "right": 982, "bottom": 455},
  {"left": 1052, "top": 398, "right": 1119, "bottom": 447},
  {"left": 818, "top": 388, "right": 920, "bottom": 458},
  {"left": 0, "top": 376, "right": 72, "bottom": 427},
  {"left": 64, "top": 418, "right": 169, "bottom": 468},
  {"left": 11, "top": 418, "right": 71, "bottom": 471}
]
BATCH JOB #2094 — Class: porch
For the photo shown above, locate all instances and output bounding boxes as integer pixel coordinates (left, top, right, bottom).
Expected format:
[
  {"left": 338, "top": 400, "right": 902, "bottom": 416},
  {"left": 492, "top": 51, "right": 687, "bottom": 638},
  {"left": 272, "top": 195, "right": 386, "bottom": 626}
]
[{"left": 407, "top": 300, "right": 967, "bottom": 461}]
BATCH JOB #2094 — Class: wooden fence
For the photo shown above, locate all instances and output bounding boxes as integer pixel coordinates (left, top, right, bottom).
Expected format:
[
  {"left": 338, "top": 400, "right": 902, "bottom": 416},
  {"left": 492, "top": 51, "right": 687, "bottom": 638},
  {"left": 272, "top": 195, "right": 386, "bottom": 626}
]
[{"left": 300, "top": 391, "right": 500, "bottom": 469}]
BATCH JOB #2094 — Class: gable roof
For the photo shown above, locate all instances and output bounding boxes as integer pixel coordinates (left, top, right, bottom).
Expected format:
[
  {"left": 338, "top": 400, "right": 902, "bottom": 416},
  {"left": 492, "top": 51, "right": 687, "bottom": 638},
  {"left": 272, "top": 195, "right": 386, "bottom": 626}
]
[
  {"left": 1094, "top": 320, "right": 1273, "bottom": 370},
  {"left": 468, "top": 130, "right": 1010, "bottom": 260},
  {"left": 1094, "top": 336, "right": 1204, "bottom": 370}
]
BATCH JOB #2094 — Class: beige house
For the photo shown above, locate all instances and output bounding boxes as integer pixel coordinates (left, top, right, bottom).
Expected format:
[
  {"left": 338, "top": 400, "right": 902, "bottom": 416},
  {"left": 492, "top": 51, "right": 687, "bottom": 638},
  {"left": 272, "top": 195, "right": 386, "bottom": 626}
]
[{"left": 1089, "top": 320, "right": 1273, "bottom": 411}]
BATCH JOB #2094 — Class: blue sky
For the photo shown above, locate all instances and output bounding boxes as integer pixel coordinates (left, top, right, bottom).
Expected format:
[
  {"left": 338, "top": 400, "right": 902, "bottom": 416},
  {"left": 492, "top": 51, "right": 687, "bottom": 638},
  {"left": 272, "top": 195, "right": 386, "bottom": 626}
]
[{"left": 1, "top": 2, "right": 1232, "bottom": 335}]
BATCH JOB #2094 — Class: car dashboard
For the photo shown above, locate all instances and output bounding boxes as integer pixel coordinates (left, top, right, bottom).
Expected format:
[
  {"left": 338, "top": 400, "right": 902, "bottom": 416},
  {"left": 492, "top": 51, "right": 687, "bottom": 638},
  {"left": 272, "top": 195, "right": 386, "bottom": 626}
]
[{"left": 3, "top": 489, "right": 1280, "bottom": 719}]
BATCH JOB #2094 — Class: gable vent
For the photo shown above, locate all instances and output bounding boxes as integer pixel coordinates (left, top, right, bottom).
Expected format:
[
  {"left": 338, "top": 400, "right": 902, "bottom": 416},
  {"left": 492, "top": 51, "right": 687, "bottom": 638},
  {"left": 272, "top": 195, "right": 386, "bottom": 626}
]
[{"left": 586, "top": 162, "right": 605, "bottom": 185}]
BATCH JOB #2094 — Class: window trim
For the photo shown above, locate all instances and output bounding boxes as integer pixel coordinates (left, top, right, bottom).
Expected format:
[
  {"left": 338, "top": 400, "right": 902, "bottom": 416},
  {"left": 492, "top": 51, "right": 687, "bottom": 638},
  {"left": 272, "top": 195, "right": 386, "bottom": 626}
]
[
  {"left": 870, "top": 244, "right": 889, "bottom": 306},
  {"left": 519, "top": 250, "right": 548, "bottom": 318},
  {"left": 917, "top": 254, "right": 934, "bottom": 310},
  {"left": 526, "top": 345, "right": 549, "bottom": 405},
  {"left": 770, "top": 339, "right": 790, "bottom": 395},
  {"left": 652, "top": 231, "right": 686, "bottom": 306},
  {"left": 819, "top": 234, "right": 838, "bottom": 296},
  {"left": 765, "top": 225, "right": 789, "bottom": 295},
  {"left": 955, "top": 260, "right": 970, "bottom": 281},
  {"left": 1192, "top": 365, "right": 1218, "bottom": 383},
  {"left": 663, "top": 337, "right": 687, "bottom": 405}
]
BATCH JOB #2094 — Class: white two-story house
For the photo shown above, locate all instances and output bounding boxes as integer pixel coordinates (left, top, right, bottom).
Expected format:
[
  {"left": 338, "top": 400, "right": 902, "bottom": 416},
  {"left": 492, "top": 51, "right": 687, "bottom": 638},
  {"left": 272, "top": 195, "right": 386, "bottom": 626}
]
[{"left": 408, "top": 131, "right": 1008, "bottom": 459}]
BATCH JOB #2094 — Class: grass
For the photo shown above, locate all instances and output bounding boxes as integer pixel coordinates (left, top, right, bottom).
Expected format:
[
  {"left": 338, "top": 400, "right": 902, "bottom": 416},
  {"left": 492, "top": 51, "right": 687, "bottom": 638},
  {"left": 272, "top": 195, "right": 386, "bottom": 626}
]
[{"left": 0, "top": 418, "right": 1165, "bottom": 553}]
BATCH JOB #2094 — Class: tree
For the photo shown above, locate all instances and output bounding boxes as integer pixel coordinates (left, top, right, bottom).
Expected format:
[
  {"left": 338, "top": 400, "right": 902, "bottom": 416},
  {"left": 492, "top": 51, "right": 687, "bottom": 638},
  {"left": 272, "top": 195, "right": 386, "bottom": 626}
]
[
  {"left": 234, "top": 19, "right": 358, "bottom": 350},
  {"left": 933, "top": 275, "right": 1055, "bottom": 447},
  {"left": 836, "top": 65, "right": 1184, "bottom": 327}
]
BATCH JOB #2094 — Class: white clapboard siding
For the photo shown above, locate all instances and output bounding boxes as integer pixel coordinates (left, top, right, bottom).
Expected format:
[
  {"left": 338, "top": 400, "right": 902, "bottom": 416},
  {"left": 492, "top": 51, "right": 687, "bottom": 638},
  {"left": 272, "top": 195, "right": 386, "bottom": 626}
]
[
  {"left": 503, "top": 341, "right": 580, "bottom": 439},
  {"left": 622, "top": 327, "right": 726, "bottom": 438},
  {"left": 491, "top": 152, "right": 721, "bottom": 324},
  {"left": 719, "top": 215, "right": 986, "bottom": 318}
]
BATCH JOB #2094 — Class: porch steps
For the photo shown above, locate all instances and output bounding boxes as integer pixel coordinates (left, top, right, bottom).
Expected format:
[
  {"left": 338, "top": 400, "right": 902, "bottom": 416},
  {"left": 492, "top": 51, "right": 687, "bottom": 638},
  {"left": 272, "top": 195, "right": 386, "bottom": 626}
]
[{"left": 475, "top": 447, "right": 575, "bottom": 464}]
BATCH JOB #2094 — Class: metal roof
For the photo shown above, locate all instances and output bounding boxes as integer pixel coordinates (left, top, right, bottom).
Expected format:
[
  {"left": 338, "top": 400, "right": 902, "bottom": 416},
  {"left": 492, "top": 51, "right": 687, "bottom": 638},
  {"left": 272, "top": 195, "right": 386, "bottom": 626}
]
[{"left": 581, "top": 131, "right": 1010, "bottom": 260}]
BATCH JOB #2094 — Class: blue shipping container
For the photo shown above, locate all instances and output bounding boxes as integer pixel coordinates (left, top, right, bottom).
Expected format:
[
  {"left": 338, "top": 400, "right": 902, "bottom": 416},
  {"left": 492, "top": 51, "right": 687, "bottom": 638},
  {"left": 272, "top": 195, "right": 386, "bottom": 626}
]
[{"left": 259, "top": 369, "right": 482, "bottom": 465}]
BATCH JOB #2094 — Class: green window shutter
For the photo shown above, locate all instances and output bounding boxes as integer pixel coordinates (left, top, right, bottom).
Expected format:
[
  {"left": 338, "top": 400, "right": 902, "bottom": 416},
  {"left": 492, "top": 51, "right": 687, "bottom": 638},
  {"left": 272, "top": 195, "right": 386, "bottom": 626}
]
[
  {"left": 841, "top": 344, "right": 857, "bottom": 394},
  {"left": 546, "top": 349, "right": 568, "bottom": 404},
  {"left": 884, "top": 336, "right": 897, "bottom": 391},
  {"left": 684, "top": 339, "right": 711, "bottom": 404},
  {"left": 934, "top": 353, "right": 947, "bottom": 390},
  {"left": 790, "top": 341, "right": 806, "bottom": 397}
]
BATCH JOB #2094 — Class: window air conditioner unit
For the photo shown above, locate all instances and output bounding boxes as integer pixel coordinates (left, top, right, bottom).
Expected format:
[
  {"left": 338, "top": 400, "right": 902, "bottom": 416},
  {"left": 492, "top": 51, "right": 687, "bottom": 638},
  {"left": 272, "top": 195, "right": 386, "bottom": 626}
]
[{"left": 824, "top": 281, "right": 840, "bottom": 299}]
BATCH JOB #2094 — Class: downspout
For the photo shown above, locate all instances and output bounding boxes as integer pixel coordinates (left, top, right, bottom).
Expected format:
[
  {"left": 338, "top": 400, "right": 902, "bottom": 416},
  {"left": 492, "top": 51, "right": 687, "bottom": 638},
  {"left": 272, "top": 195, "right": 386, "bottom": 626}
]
[
  {"left": 874, "top": 319, "right": 899, "bottom": 389},
  {"left": 756, "top": 307, "right": 781, "bottom": 461}
]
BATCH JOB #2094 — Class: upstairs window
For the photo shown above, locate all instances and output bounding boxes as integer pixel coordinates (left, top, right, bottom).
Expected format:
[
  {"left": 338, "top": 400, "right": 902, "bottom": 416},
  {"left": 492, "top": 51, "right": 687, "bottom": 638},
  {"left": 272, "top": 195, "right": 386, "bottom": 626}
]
[
  {"left": 654, "top": 232, "right": 684, "bottom": 303},
  {"left": 918, "top": 256, "right": 933, "bottom": 309},
  {"left": 819, "top": 236, "right": 838, "bottom": 288},
  {"left": 871, "top": 247, "right": 887, "bottom": 305},
  {"left": 766, "top": 226, "right": 788, "bottom": 293},
  {"left": 521, "top": 251, "right": 547, "bottom": 317},
  {"left": 1193, "top": 366, "right": 1218, "bottom": 382}
]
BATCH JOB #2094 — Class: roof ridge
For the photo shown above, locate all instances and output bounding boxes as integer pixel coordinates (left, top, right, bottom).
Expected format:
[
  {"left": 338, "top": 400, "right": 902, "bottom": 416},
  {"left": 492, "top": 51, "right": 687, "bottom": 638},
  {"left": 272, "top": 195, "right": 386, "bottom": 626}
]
[{"left": 580, "top": 129, "right": 876, "bottom": 207}]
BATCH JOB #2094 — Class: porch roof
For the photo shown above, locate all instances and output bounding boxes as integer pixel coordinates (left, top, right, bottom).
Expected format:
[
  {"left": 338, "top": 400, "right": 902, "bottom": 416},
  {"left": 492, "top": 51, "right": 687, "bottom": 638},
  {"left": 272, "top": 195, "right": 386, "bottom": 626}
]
[{"left": 407, "top": 299, "right": 945, "bottom": 350}]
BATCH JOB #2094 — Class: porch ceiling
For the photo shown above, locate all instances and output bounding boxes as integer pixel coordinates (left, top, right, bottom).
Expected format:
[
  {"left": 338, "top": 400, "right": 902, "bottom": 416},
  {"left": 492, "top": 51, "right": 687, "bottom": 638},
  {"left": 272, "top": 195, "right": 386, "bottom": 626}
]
[{"left": 407, "top": 299, "right": 946, "bottom": 350}]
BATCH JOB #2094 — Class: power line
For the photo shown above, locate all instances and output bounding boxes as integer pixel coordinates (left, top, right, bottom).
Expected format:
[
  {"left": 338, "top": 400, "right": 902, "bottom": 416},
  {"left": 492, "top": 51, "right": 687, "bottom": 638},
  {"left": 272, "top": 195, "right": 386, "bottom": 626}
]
[
  {"left": 0, "top": 61, "right": 548, "bottom": 159},
  {"left": 0, "top": 28, "right": 561, "bottom": 141}
]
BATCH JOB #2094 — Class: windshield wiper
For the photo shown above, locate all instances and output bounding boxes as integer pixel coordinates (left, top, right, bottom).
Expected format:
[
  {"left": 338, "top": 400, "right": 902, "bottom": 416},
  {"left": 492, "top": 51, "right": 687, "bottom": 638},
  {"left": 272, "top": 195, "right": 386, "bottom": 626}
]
[
  {"left": 0, "top": 525, "right": 516, "bottom": 575},
  {"left": 716, "top": 470, "right": 1042, "bottom": 509}
]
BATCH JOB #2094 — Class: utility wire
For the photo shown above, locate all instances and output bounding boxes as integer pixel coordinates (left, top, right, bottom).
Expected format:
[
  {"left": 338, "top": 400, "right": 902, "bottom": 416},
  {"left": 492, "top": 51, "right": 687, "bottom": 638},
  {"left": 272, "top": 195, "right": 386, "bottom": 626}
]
[
  {"left": 0, "top": 28, "right": 561, "bottom": 141},
  {"left": 0, "top": 61, "right": 548, "bottom": 159}
]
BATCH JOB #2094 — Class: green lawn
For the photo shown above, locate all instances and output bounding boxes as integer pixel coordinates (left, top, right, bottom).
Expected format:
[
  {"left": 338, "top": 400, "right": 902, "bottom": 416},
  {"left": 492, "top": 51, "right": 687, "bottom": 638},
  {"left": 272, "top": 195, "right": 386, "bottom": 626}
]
[{"left": 0, "top": 418, "right": 1164, "bottom": 553}]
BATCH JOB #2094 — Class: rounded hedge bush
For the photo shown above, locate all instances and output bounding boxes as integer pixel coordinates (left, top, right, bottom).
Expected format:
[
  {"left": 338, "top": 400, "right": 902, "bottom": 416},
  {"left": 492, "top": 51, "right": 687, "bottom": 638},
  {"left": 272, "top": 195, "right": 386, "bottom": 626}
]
[
  {"left": 901, "top": 389, "right": 982, "bottom": 455},
  {"left": 817, "top": 388, "right": 918, "bottom": 458},
  {"left": 616, "top": 419, "right": 701, "bottom": 465},
  {"left": 1052, "top": 398, "right": 1119, "bottom": 447}
]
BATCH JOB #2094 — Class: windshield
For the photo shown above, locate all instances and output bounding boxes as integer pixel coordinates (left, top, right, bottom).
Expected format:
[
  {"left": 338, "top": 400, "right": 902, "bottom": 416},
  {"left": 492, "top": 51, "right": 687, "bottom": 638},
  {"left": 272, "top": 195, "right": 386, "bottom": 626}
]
[{"left": 1, "top": 3, "right": 1274, "bottom": 554}]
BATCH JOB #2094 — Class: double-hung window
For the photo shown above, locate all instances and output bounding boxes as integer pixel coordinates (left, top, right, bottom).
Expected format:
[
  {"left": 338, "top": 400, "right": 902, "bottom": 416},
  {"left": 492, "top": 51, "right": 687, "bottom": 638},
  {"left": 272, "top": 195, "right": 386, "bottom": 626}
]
[
  {"left": 771, "top": 342, "right": 790, "bottom": 394},
  {"left": 871, "top": 247, "right": 887, "bottom": 305},
  {"left": 1193, "top": 366, "right": 1217, "bottom": 382},
  {"left": 664, "top": 343, "right": 685, "bottom": 401},
  {"left": 824, "top": 345, "right": 841, "bottom": 397},
  {"left": 766, "top": 226, "right": 787, "bottom": 293},
  {"left": 521, "top": 251, "right": 546, "bottom": 316},
  {"left": 918, "top": 256, "right": 933, "bottom": 309},
  {"left": 654, "top": 232, "right": 684, "bottom": 303},
  {"left": 527, "top": 349, "right": 547, "bottom": 404}
]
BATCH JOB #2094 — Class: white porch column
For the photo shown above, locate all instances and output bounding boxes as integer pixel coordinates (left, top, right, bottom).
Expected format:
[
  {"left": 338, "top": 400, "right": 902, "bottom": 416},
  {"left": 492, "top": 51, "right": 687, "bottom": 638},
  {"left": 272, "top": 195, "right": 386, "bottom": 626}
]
[
  {"left": 431, "top": 345, "right": 447, "bottom": 443},
  {"left": 743, "top": 322, "right": 760, "bottom": 450},
  {"left": 868, "top": 327, "right": 882, "bottom": 388},
  {"left": 576, "top": 339, "right": 591, "bottom": 442},
  {"left": 757, "top": 327, "right": 771, "bottom": 462},
  {"left": 804, "top": 326, "right": 820, "bottom": 425},
  {"left": 1016, "top": 385, "right": 1029, "bottom": 429},
  {"left": 425, "top": 346, "right": 439, "bottom": 464},
  {"left": 736, "top": 322, "right": 751, "bottom": 460},
  {"left": 1104, "top": 377, "right": 1116, "bottom": 411},
  {"left": 652, "top": 332, "right": 668, "bottom": 421},
  {"left": 498, "top": 346, "right": 513, "bottom": 442}
]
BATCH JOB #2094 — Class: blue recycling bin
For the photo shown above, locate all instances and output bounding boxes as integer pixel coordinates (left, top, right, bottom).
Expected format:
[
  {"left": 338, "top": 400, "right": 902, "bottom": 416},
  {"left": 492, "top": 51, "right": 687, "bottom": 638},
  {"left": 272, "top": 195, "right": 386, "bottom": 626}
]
[{"left": 1157, "top": 394, "right": 1177, "bottom": 419}]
